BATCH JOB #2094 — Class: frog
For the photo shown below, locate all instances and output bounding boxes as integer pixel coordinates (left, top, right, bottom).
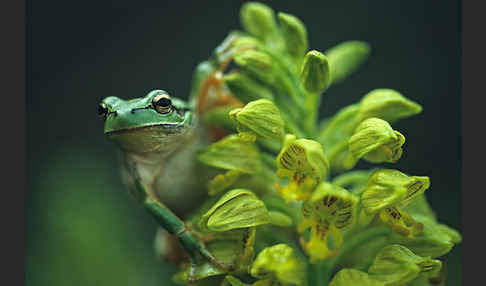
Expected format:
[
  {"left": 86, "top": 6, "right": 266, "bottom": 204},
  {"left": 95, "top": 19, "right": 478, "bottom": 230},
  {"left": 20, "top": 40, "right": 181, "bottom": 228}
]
[{"left": 98, "top": 32, "right": 244, "bottom": 281}]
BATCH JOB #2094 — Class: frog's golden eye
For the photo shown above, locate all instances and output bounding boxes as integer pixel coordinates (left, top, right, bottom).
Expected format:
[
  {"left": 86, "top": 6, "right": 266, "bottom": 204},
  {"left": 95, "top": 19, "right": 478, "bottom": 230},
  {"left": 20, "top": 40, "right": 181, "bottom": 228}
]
[
  {"left": 152, "top": 94, "right": 172, "bottom": 114},
  {"left": 98, "top": 103, "right": 109, "bottom": 119}
]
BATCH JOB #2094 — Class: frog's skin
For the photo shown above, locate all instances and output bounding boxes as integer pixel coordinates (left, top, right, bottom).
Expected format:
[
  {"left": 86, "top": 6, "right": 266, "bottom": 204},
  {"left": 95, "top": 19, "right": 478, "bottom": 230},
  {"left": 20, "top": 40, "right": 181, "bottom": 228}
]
[
  {"left": 101, "top": 90, "right": 214, "bottom": 215},
  {"left": 99, "top": 89, "right": 229, "bottom": 279}
]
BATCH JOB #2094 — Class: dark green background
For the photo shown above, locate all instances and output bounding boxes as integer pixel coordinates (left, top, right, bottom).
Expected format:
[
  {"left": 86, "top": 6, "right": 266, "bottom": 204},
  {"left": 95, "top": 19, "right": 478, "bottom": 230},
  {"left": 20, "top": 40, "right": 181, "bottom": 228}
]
[{"left": 26, "top": 1, "right": 461, "bottom": 285}]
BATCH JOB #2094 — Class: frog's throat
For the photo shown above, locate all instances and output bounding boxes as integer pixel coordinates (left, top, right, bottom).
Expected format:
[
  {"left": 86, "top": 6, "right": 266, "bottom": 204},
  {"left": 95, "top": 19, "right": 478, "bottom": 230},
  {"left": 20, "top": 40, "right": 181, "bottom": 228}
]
[{"left": 106, "top": 123, "right": 195, "bottom": 156}]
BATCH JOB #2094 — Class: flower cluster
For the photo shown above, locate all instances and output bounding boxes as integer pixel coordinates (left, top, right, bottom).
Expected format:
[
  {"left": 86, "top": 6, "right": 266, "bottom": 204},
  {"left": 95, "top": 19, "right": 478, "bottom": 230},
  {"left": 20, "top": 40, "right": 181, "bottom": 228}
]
[{"left": 168, "top": 2, "right": 461, "bottom": 285}]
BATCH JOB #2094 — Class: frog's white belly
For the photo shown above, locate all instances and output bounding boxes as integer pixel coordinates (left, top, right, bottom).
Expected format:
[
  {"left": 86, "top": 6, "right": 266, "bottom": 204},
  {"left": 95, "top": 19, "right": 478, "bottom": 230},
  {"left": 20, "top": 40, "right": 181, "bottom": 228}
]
[{"left": 120, "top": 126, "right": 215, "bottom": 216}]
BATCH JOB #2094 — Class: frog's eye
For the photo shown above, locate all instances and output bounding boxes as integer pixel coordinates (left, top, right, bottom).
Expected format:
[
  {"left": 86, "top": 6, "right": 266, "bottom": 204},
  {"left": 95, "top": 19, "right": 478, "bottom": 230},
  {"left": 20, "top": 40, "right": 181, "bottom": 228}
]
[
  {"left": 98, "top": 103, "right": 109, "bottom": 119},
  {"left": 152, "top": 93, "right": 172, "bottom": 114}
]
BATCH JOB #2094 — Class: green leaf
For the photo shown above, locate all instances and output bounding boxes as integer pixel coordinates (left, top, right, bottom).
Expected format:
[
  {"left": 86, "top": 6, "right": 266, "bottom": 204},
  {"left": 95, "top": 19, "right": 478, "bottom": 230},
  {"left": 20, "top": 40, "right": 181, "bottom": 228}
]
[{"left": 325, "top": 41, "right": 371, "bottom": 85}]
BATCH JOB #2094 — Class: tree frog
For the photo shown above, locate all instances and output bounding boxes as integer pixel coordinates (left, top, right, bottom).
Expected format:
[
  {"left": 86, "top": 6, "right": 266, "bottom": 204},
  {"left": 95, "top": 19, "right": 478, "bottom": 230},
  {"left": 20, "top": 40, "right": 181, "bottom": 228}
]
[{"left": 98, "top": 33, "right": 242, "bottom": 281}]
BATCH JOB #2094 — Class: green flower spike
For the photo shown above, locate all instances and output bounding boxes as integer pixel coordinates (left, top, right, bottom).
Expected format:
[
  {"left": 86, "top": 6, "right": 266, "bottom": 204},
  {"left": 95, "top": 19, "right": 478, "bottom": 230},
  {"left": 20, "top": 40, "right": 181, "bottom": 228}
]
[
  {"left": 345, "top": 117, "right": 405, "bottom": 169},
  {"left": 357, "top": 89, "right": 423, "bottom": 124},
  {"left": 275, "top": 134, "right": 330, "bottom": 202},
  {"left": 250, "top": 243, "right": 307, "bottom": 286},
  {"left": 199, "top": 189, "right": 270, "bottom": 232},
  {"left": 329, "top": 269, "right": 384, "bottom": 286},
  {"left": 325, "top": 41, "right": 371, "bottom": 85},
  {"left": 368, "top": 244, "right": 442, "bottom": 286},
  {"left": 229, "top": 99, "right": 285, "bottom": 142},
  {"left": 299, "top": 182, "right": 358, "bottom": 262},
  {"left": 360, "top": 169, "right": 431, "bottom": 237}
]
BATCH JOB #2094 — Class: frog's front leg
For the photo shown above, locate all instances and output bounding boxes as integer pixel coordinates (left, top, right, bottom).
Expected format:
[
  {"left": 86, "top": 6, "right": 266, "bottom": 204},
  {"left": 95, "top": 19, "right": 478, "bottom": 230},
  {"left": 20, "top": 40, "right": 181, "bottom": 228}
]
[{"left": 128, "top": 162, "right": 232, "bottom": 281}]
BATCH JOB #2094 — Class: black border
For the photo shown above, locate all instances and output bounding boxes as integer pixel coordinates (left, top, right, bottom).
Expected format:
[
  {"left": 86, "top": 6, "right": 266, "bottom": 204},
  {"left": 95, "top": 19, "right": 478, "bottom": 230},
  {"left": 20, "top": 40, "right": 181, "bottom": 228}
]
[{"left": 1, "top": 0, "right": 25, "bottom": 285}]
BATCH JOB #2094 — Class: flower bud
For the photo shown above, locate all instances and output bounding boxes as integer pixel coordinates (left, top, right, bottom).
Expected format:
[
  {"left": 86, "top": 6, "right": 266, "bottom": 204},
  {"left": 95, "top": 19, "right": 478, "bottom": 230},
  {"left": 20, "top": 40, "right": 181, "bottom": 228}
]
[
  {"left": 325, "top": 41, "right": 371, "bottom": 85},
  {"left": 368, "top": 244, "right": 442, "bottom": 285},
  {"left": 358, "top": 89, "right": 423, "bottom": 123},
  {"left": 197, "top": 134, "right": 262, "bottom": 174},
  {"left": 329, "top": 269, "right": 384, "bottom": 286},
  {"left": 199, "top": 189, "right": 270, "bottom": 232},
  {"left": 346, "top": 118, "right": 405, "bottom": 168},
  {"left": 250, "top": 244, "right": 306, "bottom": 286},
  {"left": 234, "top": 50, "right": 275, "bottom": 84},
  {"left": 229, "top": 99, "right": 285, "bottom": 141},
  {"left": 224, "top": 72, "right": 275, "bottom": 104},
  {"left": 240, "top": 2, "right": 279, "bottom": 43},
  {"left": 300, "top": 50, "right": 331, "bottom": 94},
  {"left": 277, "top": 12, "right": 308, "bottom": 63},
  {"left": 275, "top": 134, "right": 330, "bottom": 201}
]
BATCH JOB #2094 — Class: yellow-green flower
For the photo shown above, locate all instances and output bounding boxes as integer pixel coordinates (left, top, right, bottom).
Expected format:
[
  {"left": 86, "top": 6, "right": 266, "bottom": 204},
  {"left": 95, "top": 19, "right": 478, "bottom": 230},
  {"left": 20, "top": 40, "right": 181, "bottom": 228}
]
[
  {"left": 275, "top": 134, "right": 330, "bottom": 202},
  {"left": 346, "top": 117, "right": 405, "bottom": 169},
  {"left": 359, "top": 169, "right": 430, "bottom": 237},
  {"left": 298, "top": 182, "right": 358, "bottom": 262}
]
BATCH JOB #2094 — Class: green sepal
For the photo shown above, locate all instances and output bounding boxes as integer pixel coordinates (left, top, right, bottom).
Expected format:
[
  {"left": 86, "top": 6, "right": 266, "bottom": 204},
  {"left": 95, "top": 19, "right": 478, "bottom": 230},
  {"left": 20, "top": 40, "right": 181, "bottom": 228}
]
[
  {"left": 325, "top": 41, "right": 371, "bottom": 85},
  {"left": 368, "top": 244, "right": 442, "bottom": 286},
  {"left": 229, "top": 99, "right": 285, "bottom": 141},
  {"left": 277, "top": 12, "right": 308, "bottom": 65},
  {"left": 300, "top": 50, "right": 331, "bottom": 94},
  {"left": 240, "top": 2, "right": 280, "bottom": 44},
  {"left": 199, "top": 189, "right": 270, "bottom": 232},
  {"left": 329, "top": 269, "right": 384, "bottom": 286},
  {"left": 358, "top": 89, "right": 423, "bottom": 123},
  {"left": 331, "top": 169, "right": 377, "bottom": 194},
  {"left": 387, "top": 214, "right": 461, "bottom": 258},
  {"left": 224, "top": 72, "right": 275, "bottom": 104},
  {"left": 197, "top": 134, "right": 262, "bottom": 174},
  {"left": 250, "top": 243, "right": 307, "bottom": 286}
]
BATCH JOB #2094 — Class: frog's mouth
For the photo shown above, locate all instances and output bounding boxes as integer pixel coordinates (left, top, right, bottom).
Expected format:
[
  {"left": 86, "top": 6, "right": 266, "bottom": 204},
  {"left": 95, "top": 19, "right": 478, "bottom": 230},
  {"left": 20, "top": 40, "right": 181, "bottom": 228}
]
[{"left": 104, "top": 122, "right": 188, "bottom": 136}]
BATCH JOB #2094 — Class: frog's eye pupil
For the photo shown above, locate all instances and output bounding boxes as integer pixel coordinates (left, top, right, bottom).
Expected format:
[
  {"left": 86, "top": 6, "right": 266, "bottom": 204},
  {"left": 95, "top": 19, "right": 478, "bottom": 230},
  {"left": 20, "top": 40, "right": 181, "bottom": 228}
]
[
  {"left": 153, "top": 94, "right": 172, "bottom": 114},
  {"left": 158, "top": 97, "right": 171, "bottom": 107}
]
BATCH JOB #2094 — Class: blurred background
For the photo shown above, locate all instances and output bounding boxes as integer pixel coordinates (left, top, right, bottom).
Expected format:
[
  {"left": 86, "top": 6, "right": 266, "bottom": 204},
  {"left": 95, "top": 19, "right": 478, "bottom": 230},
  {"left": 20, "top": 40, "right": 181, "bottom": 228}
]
[{"left": 25, "top": 0, "right": 461, "bottom": 285}]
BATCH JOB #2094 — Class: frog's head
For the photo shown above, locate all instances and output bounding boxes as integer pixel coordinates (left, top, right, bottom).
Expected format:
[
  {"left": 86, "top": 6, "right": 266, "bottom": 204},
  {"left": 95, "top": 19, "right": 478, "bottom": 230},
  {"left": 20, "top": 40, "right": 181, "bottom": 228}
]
[{"left": 98, "top": 89, "right": 195, "bottom": 154}]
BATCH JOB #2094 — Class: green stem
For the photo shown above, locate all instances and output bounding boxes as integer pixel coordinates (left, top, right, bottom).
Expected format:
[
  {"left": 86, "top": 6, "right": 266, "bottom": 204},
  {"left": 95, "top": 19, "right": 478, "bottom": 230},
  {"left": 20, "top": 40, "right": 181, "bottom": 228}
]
[{"left": 304, "top": 91, "right": 320, "bottom": 137}]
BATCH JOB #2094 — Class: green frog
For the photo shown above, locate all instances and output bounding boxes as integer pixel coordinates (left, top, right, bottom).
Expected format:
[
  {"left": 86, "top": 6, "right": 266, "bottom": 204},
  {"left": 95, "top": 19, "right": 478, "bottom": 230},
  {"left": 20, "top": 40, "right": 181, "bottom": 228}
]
[{"left": 98, "top": 33, "right": 241, "bottom": 281}]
